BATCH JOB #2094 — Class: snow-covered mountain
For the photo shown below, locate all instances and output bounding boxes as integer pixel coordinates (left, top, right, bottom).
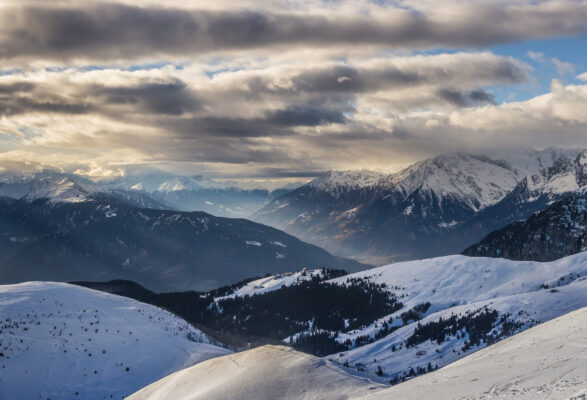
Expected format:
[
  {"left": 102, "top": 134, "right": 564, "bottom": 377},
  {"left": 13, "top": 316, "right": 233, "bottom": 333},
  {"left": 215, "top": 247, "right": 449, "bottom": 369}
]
[
  {"left": 127, "top": 307, "right": 587, "bottom": 400},
  {"left": 253, "top": 148, "right": 585, "bottom": 263},
  {"left": 325, "top": 252, "right": 587, "bottom": 383},
  {"left": 0, "top": 171, "right": 169, "bottom": 210},
  {"left": 464, "top": 188, "right": 587, "bottom": 261},
  {"left": 0, "top": 196, "right": 365, "bottom": 292},
  {"left": 0, "top": 169, "right": 300, "bottom": 218},
  {"left": 0, "top": 173, "right": 96, "bottom": 203},
  {"left": 0, "top": 282, "right": 230, "bottom": 400},
  {"left": 104, "top": 170, "right": 299, "bottom": 218},
  {"left": 307, "top": 170, "right": 386, "bottom": 195}
]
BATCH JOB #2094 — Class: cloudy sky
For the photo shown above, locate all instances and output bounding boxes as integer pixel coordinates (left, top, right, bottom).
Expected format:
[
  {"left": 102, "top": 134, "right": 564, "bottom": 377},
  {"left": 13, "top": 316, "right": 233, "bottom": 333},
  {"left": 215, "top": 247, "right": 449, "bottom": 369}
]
[{"left": 0, "top": 0, "right": 586, "bottom": 181}]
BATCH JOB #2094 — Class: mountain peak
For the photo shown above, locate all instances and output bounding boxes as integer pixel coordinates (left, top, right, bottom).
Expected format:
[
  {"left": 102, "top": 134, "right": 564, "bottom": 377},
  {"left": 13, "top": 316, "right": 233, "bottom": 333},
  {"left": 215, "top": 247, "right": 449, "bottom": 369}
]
[{"left": 308, "top": 170, "right": 385, "bottom": 193}]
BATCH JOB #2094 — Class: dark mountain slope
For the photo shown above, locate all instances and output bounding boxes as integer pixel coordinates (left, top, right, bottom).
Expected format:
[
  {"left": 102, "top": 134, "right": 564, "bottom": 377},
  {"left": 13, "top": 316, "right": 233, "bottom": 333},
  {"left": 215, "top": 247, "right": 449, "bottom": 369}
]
[
  {"left": 0, "top": 198, "right": 367, "bottom": 291},
  {"left": 463, "top": 190, "right": 587, "bottom": 261}
]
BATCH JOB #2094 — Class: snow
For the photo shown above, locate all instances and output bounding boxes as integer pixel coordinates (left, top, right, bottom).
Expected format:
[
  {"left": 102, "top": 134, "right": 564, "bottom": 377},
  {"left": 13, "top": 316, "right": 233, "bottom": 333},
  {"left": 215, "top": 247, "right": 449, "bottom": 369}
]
[
  {"left": 127, "top": 345, "right": 385, "bottom": 400},
  {"left": 363, "top": 307, "right": 587, "bottom": 400},
  {"left": 0, "top": 175, "right": 96, "bottom": 203},
  {"left": 329, "top": 253, "right": 587, "bottom": 316},
  {"left": 298, "top": 148, "right": 585, "bottom": 212},
  {"left": 380, "top": 153, "right": 530, "bottom": 211},
  {"left": 128, "top": 308, "right": 587, "bottom": 400},
  {"left": 0, "top": 282, "right": 230, "bottom": 400},
  {"left": 216, "top": 269, "right": 323, "bottom": 301},
  {"left": 114, "top": 174, "right": 230, "bottom": 193},
  {"left": 308, "top": 170, "right": 385, "bottom": 194},
  {"left": 437, "top": 220, "right": 457, "bottom": 228},
  {"left": 327, "top": 252, "right": 587, "bottom": 381}
]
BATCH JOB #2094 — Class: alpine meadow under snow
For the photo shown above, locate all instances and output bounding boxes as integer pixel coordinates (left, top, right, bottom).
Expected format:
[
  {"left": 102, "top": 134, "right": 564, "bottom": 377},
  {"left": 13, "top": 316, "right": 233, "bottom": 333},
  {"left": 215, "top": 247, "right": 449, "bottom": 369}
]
[{"left": 0, "top": 282, "right": 230, "bottom": 400}]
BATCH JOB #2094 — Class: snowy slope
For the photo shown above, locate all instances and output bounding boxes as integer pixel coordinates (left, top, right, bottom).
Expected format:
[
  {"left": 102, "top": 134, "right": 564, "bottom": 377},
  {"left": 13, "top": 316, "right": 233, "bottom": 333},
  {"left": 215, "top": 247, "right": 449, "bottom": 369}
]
[
  {"left": 0, "top": 174, "right": 96, "bottom": 203},
  {"left": 308, "top": 170, "right": 385, "bottom": 195},
  {"left": 128, "top": 308, "right": 587, "bottom": 400},
  {"left": 0, "top": 282, "right": 230, "bottom": 400},
  {"left": 216, "top": 269, "right": 324, "bottom": 301},
  {"left": 326, "top": 252, "right": 587, "bottom": 382},
  {"left": 364, "top": 307, "right": 587, "bottom": 400},
  {"left": 378, "top": 153, "right": 522, "bottom": 212},
  {"left": 128, "top": 345, "right": 385, "bottom": 400}
]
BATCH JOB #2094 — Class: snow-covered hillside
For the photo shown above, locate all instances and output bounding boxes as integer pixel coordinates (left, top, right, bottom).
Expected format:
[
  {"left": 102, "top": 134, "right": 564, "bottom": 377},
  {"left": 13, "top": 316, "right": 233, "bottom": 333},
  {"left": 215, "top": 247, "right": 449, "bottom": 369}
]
[
  {"left": 128, "top": 307, "right": 587, "bottom": 400},
  {"left": 216, "top": 269, "right": 324, "bottom": 300},
  {"left": 364, "top": 307, "right": 587, "bottom": 400},
  {"left": 128, "top": 345, "right": 385, "bottom": 400},
  {"left": 0, "top": 282, "right": 230, "bottom": 400},
  {"left": 325, "top": 252, "right": 587, "bottom": 382}
]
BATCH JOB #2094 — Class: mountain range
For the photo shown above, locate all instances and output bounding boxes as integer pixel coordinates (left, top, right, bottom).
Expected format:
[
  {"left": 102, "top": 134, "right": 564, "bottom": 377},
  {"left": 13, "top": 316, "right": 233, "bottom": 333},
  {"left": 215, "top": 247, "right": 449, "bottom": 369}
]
[
  {"left": 0, "top": 193, "right": 364, "bottom": 292},
  {"left": 0, "top": 169, "right": 299, "bottom": 218},
  {"left": 253, "top": 148, "right": 586, "bottom": 264}
]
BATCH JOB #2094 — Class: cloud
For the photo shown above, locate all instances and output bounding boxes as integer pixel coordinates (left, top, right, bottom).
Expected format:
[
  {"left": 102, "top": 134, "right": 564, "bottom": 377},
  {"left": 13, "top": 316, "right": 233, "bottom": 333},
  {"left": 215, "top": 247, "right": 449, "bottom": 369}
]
[
  {"left": 551, "top": 58, "right": 576, "bottom": 76},
  {"left": 0, "top": 1, "right": 585, "bottom": 179},
  {"left": 527, "top": 51, "right": 545, "bottom": 62},
  {"left": 0, "top": 1, "right": 586, "bottom": 65},
  {"left": 526, "top": 51, "right": 576, "bottom": 78},
  {"left": 436, "top": 89, "right": 496, "bottom": 107}
]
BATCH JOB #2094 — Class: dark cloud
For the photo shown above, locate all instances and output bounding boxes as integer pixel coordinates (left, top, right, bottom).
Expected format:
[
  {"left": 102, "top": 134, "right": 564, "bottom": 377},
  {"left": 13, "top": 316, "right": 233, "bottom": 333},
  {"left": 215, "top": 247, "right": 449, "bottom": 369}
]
[
  {"left": 1, "top": 2, "right": 586, "bottom": 63},
  {"left": 160, "top": 106, "right": 346, "bottom": 139},
  {"left": 220, "top": 57, "right": 528, "bottom": 101},
  {"left": 0, "top": 95, "right": 91, "bottom": 116},
  {"left": 93, "top": 81, "right": 200, "bottom": 115},
  {"left": 267, "top": 106, "right": 346, "bottom": 126},
  {"left": 0, "top": 82, "right": 36, "bottom": 94},
  {"left": 437, "top": 88, "right": 496, "bottom": 107}
]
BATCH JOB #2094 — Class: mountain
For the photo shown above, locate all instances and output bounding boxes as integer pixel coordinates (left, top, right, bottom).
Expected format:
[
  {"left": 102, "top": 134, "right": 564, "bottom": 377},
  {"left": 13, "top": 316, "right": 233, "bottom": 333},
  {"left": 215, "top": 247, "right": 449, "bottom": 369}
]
[
  {"left": 450, "top": 149, "right": 587, "bottom": 247},
  {"left": 0, "top": 172, "right": 169, "bottom": 210},
  {"left": 127, "top": 307, "right": 587, "bottom": 400},
  {"left": 253, "top": 148, "right": 585, "bottom": 264},
  {"left": 0, "top": 282, "right": 230, "bottom": 400},
  {"left": 0, "top": 196, "right": 366, "bottom": 292},
  {"left": 104, "top": 170, "right": 300, "bottom": 218},
  {"left": 463, "top": 188, "right": 587, "bottom": 261},
  {"left": 0, "top": 169, "right": 302, "bottom": 218}
]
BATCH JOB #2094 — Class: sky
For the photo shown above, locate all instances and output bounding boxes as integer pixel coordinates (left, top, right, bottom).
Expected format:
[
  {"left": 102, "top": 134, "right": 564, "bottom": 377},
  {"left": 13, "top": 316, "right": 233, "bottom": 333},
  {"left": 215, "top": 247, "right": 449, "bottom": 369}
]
[{"left": 0, "top": 0, "right": 586, "bottom": 182}]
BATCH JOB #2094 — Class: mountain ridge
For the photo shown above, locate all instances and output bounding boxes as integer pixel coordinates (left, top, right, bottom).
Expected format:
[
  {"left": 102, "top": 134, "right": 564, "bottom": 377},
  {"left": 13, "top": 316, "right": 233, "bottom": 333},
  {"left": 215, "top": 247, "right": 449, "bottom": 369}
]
[{"left": 253, "top": 148, "right": 586, "bottom": 263}]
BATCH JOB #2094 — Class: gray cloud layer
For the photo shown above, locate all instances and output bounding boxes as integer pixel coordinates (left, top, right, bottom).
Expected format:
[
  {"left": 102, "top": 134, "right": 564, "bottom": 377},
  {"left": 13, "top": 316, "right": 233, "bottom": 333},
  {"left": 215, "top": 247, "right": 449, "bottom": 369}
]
[
  {"left": 0, "top": 1, "right": 586, "bottom": 179},
  {"left": 1, "top": 2, "right": 587, "bottom": 64}
]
